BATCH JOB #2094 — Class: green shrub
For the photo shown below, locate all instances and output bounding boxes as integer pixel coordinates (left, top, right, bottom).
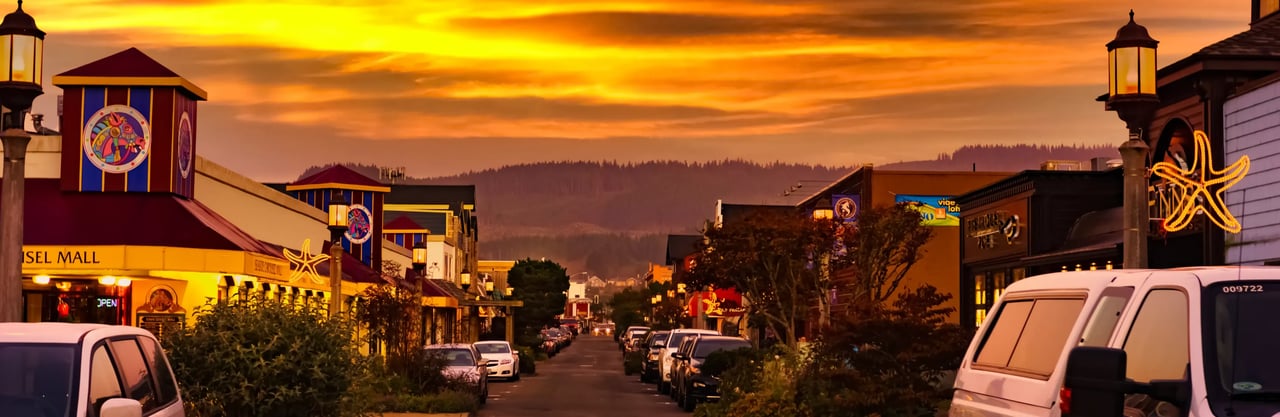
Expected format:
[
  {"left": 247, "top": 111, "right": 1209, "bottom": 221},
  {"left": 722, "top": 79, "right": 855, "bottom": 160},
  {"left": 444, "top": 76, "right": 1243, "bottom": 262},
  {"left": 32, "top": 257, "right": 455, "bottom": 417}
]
[
  {"left": 516, "top": 345, "right": 538, "bottom": 374},
  {"left": 164, "top": 298, "right": 362, "bottom": 417},
  {"left": 372, "top": 391, "right": 478, "bottom": 413}
]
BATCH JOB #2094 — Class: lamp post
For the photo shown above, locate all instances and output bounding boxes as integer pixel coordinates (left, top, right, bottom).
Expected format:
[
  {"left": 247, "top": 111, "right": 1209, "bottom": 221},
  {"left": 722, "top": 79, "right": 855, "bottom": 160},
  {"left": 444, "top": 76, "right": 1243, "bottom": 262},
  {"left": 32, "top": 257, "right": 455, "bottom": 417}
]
[
  {"left": 327, "top": 193, "right": 349, "bottom": 318},
  {"left": 0, "top": 0, "right": 43, "bottom": 323},
  {"left": 504, "top": 285, "right": 515, "bottom": 344},
  {"left": 411, "top": 241, "right": 427, "bottom": 343},
  {"left": 1106, "top": 10, "right": 1159, "bottom": 269},
  {"left": 460, "top": 268, "right": 477, "bottom": 342}
]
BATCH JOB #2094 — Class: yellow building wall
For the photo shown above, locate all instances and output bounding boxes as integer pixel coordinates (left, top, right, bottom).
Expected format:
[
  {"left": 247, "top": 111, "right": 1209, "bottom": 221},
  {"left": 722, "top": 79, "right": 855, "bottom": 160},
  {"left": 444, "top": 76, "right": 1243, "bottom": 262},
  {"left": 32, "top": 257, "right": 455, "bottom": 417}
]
[{"left": 867, "top": 171, "right": 1010, "bottom": 322}]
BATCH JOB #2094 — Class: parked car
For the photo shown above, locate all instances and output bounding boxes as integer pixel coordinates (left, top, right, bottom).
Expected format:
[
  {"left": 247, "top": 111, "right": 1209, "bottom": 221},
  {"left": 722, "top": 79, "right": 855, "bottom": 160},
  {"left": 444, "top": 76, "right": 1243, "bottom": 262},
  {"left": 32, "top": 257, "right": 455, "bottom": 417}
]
[
  {"left": 673, "top": 335, "right": 752, "bottom": 411},
  {"left": 620, "top": 326, "right": 650, "bottom": 350},
  {"left": 951, "top": 267, "right": 1280, "bottom": 417},
  {"left": 669, "top": 333, "right": 702, "bottom": 401},
  {"left": 640, "top": 330, "right": 671, "bottom": 383},
  {"left": 473, "top": 340, "right": 520, "bottom": 381},
  {"left": 658, "top": 328, "right": 719, "bottom": 394},
  {"left": 0, "top": 322, "right": 185, "bottom": 417},
  {"left": 425, "top": 344, "right": 495, "bottom": 404}
]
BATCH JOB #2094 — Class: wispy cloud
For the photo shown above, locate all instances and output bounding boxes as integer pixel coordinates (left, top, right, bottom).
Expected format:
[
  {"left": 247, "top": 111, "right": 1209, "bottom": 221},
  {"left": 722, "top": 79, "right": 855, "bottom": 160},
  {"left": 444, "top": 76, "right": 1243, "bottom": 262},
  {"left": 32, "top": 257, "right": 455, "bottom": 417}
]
[{"left": 22, "top": 0, "right": 1252, "bottom": 178}]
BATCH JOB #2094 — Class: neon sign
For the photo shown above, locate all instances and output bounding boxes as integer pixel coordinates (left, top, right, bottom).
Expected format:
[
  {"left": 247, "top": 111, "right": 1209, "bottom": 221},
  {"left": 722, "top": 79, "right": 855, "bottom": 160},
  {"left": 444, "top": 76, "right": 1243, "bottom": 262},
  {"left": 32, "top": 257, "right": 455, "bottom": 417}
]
[
  {"left": 283, "top": 239, "right": 331, "bottom": 284},
  {"left": 1149, "top": 130, "right": 1249, "bottom": 233}
]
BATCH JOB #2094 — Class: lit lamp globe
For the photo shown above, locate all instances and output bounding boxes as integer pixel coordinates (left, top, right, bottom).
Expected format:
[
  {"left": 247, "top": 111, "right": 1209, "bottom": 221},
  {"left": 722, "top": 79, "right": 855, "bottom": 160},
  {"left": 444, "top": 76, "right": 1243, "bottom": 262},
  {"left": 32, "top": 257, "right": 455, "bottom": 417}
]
[
  {"left": 0, "top": 0, "right": 44, "bottom": 131},
  {"left": 1106, "top": 10, "right": 1160, "bottom": 130},
  {"left": 327, "top": 194, "right": 350, "bottom": 232},
  {"left": 461, "top": 269, "right": 471, "bottom": 291},
  {"left": 411, "top": 241, "right": 427, "bottom": 271}
]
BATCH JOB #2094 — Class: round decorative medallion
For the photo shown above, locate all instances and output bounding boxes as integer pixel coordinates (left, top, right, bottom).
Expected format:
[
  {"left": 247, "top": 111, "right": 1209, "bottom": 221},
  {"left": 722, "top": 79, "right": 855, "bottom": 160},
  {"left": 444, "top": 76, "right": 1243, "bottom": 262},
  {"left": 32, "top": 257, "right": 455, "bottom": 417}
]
[
  {"left": 835, "top": 196, "right": 859, "bottom": 220},
  {"left": 177, "top": 112, "right": 193, "bottom": 179},
  {"left": 83, "top": 105, "right": 152, "bottom": 174},
  {"left": 346, "top": 204, "right": 374, "bottom": 244}
]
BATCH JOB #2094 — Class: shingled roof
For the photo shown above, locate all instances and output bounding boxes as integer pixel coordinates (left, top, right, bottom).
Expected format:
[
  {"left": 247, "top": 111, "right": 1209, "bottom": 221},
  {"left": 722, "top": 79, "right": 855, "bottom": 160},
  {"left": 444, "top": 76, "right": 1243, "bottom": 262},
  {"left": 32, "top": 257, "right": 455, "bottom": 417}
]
[
  {"left": 1198, "top": 16, "right": 1280, "bottom": 58},
  {"left": 288, "top": 164, "right": 388, "bottom": 191},
  {"left": 384, "top": 215, "right": 428, "bottom": 232},
  {"left": 53, "top": 47, "right": 208, "bottom": 100}
]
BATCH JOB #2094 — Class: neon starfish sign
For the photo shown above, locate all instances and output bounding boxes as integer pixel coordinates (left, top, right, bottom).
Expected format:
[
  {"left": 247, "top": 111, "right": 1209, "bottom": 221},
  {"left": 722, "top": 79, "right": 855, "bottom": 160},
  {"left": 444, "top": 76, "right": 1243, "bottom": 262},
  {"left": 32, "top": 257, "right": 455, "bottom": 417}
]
[
  {"left": 283, "top": 239, "right": 331, "bottom": 284},
  {"left": 1150, "top": 130, "right": 1249, "bottom": 233}
]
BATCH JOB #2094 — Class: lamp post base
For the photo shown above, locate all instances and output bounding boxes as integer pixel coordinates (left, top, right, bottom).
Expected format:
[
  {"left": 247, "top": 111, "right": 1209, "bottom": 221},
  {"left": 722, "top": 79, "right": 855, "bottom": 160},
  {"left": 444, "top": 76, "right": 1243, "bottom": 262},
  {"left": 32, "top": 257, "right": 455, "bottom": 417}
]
[{"left": 0, "top": 129, "right": 30, "bottom": 322}]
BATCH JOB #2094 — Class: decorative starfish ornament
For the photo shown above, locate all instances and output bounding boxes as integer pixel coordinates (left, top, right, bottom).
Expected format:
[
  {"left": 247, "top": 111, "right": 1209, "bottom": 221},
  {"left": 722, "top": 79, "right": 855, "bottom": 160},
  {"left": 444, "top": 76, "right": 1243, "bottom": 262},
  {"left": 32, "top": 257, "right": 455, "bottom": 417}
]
[
  {"left": 1150, "top": 130, "right": 1249, "bottom": 234},
  {"left": 283, "top": 238, "right": 331, "bottom": 284}
]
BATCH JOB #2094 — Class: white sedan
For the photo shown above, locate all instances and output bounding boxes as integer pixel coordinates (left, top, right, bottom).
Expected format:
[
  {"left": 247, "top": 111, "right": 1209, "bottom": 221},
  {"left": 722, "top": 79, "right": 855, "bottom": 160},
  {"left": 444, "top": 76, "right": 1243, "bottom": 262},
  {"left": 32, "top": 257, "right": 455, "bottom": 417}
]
[{"left": 473, "top": 341, "right": 520, "bottom": 381}]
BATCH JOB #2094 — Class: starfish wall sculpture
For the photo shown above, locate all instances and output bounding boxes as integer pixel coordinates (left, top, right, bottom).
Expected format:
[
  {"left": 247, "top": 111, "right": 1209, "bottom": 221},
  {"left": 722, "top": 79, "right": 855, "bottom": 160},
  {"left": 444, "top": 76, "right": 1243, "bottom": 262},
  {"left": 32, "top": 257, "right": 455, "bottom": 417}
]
[
  {"left": 283, "top": 238, "right": 332, "bottom": 285},
  {"left": 1149, "top": 130, "right": 1249, "bottom": 234}
]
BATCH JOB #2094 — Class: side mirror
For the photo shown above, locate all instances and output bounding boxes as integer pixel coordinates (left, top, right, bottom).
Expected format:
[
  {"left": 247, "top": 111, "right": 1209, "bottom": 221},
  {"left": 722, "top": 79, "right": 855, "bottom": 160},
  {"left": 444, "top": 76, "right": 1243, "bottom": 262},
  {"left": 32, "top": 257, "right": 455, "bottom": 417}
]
[
  {"left": 486, "top": 359, "right": 499, "bottom": 367},
  {"left": 672, "top": 353, "right": 686, "bottom": 360},
  {"left": 100, "top": 398, "right": 143, "bottom": 417},
  {"left": 1063, "top": 347, "right": 1130, "bottom": 417}
]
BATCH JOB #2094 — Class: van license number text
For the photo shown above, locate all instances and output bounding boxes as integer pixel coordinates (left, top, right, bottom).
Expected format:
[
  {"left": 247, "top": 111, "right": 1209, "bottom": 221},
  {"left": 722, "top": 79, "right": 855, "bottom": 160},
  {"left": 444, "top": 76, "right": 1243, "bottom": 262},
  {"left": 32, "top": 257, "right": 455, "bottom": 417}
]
[{"left": 1222, "top": 285, "right": 1264, "bottom": 293}]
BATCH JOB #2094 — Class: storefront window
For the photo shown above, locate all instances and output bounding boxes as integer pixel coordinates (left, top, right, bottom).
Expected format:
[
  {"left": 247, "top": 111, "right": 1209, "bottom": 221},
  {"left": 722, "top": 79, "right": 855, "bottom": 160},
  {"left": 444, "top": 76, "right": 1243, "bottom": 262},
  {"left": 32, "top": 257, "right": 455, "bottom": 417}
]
[
  {"left": 23, "top": 280, "right": 128, "bottom": 325},
  {"left": 1013, "top": 268, "right": 1026, "bottom": 282},
  {"left": 993, "top": 271, "right": 1008, "bottom": 302},
  {"left": 975, "top": 273, "right": 987, "bottom": 306}
]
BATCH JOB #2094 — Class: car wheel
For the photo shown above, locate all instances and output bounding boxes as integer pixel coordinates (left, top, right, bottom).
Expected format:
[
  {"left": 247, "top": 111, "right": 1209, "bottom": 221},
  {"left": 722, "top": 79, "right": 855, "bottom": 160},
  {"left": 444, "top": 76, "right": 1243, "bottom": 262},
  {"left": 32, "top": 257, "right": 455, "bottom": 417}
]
[
  {"left": 658, "top": 381, "right": 669, "bottom": 394},
  {"left": 682, "top": 392, "right": 696, "bottom": 412}
]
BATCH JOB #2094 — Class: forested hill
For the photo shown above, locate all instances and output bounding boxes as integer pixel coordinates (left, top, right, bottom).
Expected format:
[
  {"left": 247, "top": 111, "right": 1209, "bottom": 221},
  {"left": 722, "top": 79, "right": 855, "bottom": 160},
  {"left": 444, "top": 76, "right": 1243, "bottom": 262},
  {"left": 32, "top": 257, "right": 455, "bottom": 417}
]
[
  {"left": 297, "top": 144, "right": 1118, "bottom": 278},
  {"left": 422, "top": 160, "right": 850, "bottom": 237},
  {"left": 879, "top": 144, "right": 1118, "bottom": 170}
]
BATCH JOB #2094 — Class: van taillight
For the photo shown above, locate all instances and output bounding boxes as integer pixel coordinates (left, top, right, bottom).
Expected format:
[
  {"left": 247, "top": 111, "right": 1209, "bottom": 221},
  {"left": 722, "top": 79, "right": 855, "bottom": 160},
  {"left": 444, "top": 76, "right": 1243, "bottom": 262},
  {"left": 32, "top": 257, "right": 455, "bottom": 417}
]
[{"left": 1059, "top": 387, "right": 1072, "bottom": 415}]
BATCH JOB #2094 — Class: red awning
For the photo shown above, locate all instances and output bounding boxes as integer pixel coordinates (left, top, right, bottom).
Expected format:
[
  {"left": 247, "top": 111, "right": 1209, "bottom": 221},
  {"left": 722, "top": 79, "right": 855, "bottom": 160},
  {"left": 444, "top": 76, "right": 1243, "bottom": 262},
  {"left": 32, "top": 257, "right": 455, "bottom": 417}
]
[{"left": 19, "top": 179, "right": 279, "bottom": 258}]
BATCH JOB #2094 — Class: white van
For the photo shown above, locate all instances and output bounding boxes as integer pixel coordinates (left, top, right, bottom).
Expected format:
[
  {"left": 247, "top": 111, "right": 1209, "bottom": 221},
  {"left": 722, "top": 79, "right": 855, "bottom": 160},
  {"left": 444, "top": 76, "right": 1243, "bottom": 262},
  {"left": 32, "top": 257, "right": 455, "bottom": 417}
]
[
  {"left": 950, "top": 267, "right": 1280, "bottom": 417},
  {"left": 0, "top": 323, "right": 186, "bottom": 417}
]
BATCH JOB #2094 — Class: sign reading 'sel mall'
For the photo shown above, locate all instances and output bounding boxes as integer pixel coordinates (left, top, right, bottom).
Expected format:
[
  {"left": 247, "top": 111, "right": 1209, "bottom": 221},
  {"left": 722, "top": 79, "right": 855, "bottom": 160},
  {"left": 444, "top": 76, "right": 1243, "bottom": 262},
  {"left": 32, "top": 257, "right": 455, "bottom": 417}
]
[{"left": 21, "top": 246, "right": 126, "bottom": 269}]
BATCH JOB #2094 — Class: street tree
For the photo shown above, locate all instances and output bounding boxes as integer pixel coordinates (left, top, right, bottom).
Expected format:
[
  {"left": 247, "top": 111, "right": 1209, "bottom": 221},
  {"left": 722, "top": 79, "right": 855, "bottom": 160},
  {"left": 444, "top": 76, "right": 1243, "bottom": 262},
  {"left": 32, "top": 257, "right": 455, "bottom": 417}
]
[
  {"left": 688, "top": 210, "right": 852, "bottom": 347},
  {"left": 687, "top": 203, "right": 934, "bottom": 347},
  {"left": 608, "top": 287, "right": 647, "bottom": 340},
  {"left": 842, "top": 203, "right": 935, "bottom": 306},
  {"left": 507, "top": 258, "right": 570, "bottom": 344}
]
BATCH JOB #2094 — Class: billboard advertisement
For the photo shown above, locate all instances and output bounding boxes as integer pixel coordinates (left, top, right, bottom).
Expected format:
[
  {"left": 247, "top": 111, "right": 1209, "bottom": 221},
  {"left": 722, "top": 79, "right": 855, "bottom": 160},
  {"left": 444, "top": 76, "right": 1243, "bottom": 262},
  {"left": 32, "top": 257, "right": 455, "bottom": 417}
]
[{"left": 895, "top": 195, "right": 960, "bottom": 226}]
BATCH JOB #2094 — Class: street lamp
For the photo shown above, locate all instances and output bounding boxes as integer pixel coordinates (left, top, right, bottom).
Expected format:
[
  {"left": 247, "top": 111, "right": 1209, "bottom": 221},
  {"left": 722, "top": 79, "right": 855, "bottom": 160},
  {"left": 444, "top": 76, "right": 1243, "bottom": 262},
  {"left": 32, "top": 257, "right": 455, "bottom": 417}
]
[
  {"left": 411, "top": 241, "right": 427, "bottom": 287},
  {"left": 0, "top": 0, "right": 43, "bottom": 323},
  {"left": 1106, "top": 10, "right": 1159, "bottom": 269},
  {"left": 461, "top": 268, "right": 471, "bottom": 291},
  {"left": 484, "top": 280, "right": 494, "bottom": 296},
  {"left": 812, "top": 208, "right": 834, "bottom": 220},
  {"left": 327, "top": 193, "right": 349, "bottom": 317}
]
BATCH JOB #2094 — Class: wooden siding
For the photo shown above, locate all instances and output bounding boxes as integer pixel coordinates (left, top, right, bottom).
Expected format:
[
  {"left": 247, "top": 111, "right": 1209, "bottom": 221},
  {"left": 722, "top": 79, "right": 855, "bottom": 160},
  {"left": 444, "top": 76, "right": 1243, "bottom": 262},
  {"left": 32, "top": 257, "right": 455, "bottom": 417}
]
[{"left": 1225, "top": 79, "right": 1280, "bottom": 264}]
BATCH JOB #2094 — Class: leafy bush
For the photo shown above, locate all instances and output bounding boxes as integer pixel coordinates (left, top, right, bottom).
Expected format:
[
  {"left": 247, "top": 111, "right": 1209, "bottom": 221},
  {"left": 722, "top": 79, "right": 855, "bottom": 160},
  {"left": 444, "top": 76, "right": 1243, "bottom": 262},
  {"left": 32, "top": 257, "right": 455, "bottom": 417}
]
[
  {"left": 370, "top": 391, "right": 478, "bottom": 413},
  {"left": 164, "top": 298, "right": 362, "bottom": 417},
  {"left": 796, "top": 286, "right": 972, "bottom": 417},
  {"left": 515, "top": 345, "right": 538, "bottom": 375}
]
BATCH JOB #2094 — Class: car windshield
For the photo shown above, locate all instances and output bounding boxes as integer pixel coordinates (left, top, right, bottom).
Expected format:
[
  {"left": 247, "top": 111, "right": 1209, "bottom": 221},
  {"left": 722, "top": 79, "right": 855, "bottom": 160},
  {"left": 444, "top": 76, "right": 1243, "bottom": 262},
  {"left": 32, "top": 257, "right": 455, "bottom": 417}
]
[
  {"left": 475, "top": 343, "right": 511, "bottom": 354},
  {"left": 651, "top": 333, "right": 670, "bottom": 345},
  {"left": 0, "top": 343, "right": 76, "bottom": 417},
  {"left": 668, "top": 333, "right": 698, "bottom": 348},
  {"left": 694, "top": 340, "right": 751, "bottom": 358},
  {"left": 429, "top": 349, "right": 475, "bottom": 366},
  {"left": 1206, "top": 282, "right": 1280, "bottom": 398}
]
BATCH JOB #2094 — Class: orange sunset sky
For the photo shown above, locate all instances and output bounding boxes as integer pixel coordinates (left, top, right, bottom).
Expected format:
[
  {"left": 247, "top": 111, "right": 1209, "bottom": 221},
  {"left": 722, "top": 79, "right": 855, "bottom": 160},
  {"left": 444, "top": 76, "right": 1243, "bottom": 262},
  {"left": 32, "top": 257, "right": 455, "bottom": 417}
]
[{"left": 20, "top": 0, "right": 1250, "bottom": 181}]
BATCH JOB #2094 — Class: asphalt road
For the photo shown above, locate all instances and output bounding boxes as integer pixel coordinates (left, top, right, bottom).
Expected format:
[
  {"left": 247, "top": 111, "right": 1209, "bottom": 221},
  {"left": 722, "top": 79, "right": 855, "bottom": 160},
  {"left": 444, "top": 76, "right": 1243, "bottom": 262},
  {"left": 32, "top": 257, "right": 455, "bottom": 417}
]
[{"left": 477, "top": 335, "right": 690, "bottom": 417}]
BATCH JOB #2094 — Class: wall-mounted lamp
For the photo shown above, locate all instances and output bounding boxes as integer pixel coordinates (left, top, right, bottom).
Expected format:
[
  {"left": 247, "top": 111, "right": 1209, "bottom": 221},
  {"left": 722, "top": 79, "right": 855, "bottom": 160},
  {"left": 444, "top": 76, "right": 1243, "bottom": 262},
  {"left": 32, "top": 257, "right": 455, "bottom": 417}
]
[
  {"left": 116, "top": 278, "right": 132, "bottom": 287},
  {"left": 99, "top": 276, "right": 117, "bottom": 286},
  {"left": 32, "top": 275, "right": 49, "bottom": 285}
]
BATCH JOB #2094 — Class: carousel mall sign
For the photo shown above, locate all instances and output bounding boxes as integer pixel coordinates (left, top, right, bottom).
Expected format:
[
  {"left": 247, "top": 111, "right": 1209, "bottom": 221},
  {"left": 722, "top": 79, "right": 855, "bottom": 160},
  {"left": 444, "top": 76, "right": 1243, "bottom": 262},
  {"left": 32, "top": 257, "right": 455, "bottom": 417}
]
[{"left": 1149, "top": 130, "right": 1249, "bottom": 234}]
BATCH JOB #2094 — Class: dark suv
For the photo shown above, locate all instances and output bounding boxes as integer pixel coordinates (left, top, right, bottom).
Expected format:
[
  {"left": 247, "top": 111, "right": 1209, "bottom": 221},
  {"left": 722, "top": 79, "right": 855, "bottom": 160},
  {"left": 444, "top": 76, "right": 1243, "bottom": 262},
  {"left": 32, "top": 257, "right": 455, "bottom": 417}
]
[
  {"left": 671, "top": 335, "right": 752, "bottom": 411},
  {"left": 639, "top": 330, "right": 671, "bottom": 383}
]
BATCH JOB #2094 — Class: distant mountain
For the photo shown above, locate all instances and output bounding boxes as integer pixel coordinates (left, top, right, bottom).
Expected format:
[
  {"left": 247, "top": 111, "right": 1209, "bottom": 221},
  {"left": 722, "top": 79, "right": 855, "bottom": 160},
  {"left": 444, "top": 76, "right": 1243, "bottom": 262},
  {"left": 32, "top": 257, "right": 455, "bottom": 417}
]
[
  {"left": 296, "top": 144, "right": 1118, "bottom": 278},
  {"left": 879, "top": 144, "right": 1118, "bottom": 171}
]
